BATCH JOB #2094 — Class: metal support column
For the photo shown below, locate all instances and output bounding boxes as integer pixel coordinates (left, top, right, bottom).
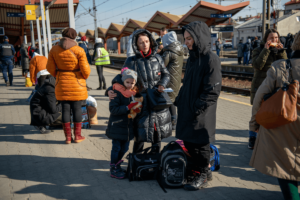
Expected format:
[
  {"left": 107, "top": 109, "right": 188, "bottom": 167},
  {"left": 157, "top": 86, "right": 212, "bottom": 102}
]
[
  {"left": 46, "top": 8, "right": 52, "bottom": 51},
  {"left": 29, "top": 0, "right": 35, "bottom": 47},
  {"left": 40, "top": 1, "right": 48, "bottom": 57},
  {"left": 262, "top": 0, "right": 267, "bottom": 37},
  {"left": 36, "top": 18, "right": 42, "bottom": 55},
  {"left": 68, "top": 0, "right": 75, "bottom": 29},
  {"left": 93, "top": 0, "right": 98, "bottom": 39}
]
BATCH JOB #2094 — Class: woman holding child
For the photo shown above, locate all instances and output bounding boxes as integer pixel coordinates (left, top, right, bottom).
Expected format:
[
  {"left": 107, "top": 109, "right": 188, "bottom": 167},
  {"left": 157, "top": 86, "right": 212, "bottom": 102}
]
[{"left": 107, "top": 29, "right": 172, "bottom": 173}]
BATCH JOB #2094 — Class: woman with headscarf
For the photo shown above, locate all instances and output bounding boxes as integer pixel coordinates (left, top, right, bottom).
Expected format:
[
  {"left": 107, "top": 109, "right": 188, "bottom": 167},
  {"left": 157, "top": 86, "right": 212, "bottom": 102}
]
[
  {"left": 47, "top": 28, "right": 91, "bottom": 144},
  {"left": 249, "top": 31, "right": 300, "bottom": 200},
  {"left": 107, "top": 29, "right": 171, "bottom": 153},
  {"left": 161, "top": 31, "right": 184, "bottom": 130},
  {"left": 249, "top": 29, "right": 287, "bottom": 149},
  {"left": 175, "top": 21, "right": 222, "bottom": 191}
]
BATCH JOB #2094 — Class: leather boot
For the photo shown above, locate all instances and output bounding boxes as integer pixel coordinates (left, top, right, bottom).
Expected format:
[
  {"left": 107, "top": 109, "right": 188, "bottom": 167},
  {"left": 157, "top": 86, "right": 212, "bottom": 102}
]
[
  {"left": 74, "top": 122, "right": 85, "bottom": 143},
  {"left": 62, "top": 122, "right": 72, "bottom": 144}
]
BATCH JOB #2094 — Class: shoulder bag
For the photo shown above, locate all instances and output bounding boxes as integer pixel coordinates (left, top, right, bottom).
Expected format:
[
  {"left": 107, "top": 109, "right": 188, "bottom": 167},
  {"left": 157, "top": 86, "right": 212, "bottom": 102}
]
[{"left": 255, "top": 59, "right": 299, "bottom": 129}]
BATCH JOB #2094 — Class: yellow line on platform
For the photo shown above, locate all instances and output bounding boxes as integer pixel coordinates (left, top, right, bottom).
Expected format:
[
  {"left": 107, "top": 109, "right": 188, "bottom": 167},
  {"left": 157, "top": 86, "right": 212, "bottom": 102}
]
[
  {"left": 219, "top": 97, "right": 252, "bottom": 107},
  {"left": 98, "top": 66, "right": 252, "bottom": 107}
]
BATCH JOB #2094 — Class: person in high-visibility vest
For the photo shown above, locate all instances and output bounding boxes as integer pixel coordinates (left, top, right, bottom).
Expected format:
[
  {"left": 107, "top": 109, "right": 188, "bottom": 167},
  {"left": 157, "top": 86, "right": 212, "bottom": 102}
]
[{"left": 93, "top": 38, "right": 110, "bottom": 90}]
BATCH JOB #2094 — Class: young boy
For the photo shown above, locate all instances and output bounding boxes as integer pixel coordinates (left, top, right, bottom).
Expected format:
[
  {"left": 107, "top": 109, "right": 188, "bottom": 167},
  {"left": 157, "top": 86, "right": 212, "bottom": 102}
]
[{"left": 106, "top": 69, "right": 139, "bottom": 179}]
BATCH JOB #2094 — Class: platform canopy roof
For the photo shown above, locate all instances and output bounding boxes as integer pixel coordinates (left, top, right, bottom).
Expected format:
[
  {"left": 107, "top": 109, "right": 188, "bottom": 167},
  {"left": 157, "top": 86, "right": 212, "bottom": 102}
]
[
  {"left": 120, "top": 19, "right": 147, "bottom": 37},
  {"left": 97, "top": 27, "right": 107, "bottom": 39},
  {"left": 176, "top": 1, "right": 249, "bottom": 27},
  {"left": 85, "top": 29, "right": 94, "bottom": 38},
  {"left": 143, "top": 11, "right": 183, "bottom": 33},
  {"left": 78, "top": 31, "right": 86, "bottom": 37},
  {"left": 105, "top": 23, "right": 124, "bottom": 39},
  {"left": 0, "top": 0, "right": 79, "bottom": 44}
]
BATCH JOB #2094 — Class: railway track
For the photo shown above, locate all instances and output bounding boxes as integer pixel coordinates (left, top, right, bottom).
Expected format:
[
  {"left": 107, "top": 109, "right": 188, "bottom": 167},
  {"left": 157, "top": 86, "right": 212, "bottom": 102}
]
[{"left": 105, "top": 60, "right": 252, "bottom": 96}]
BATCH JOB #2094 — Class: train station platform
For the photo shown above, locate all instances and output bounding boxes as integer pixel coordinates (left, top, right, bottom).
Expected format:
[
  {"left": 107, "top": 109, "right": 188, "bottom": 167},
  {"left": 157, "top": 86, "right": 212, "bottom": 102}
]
[{"left": 0, "top": 66, "right": 287, "bottom": 200}]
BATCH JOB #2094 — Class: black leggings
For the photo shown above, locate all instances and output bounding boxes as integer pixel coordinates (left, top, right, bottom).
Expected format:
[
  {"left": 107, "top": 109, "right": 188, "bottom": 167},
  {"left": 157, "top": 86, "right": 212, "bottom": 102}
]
[
  {"left": 278, "top": 178, "right": 300, "bottom": 200},
  {"left": 96, "top": 65, "right": 106, "bottom": 87},
  {"left": 169, "top": 104, "right": 176, "bottom": 116},
  {"left": 61, "top": 101, "right": 82, "bottom": 123},
  {"left": 184, "top": 141, "right": 210, "bottom": 173}
]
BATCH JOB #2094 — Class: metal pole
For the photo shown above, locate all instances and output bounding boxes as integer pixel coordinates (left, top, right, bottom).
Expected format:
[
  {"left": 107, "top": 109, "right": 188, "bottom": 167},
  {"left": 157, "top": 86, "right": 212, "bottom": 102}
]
[
  {"left": 36, "top": 18, "right": 42, "bottom": 55},
  {"left": 267, "top": 0, "right": 271, "bottom": 30},
  {"left": 46, "top": 8, "right": 52, "bottom": 51},
  {"left": 29, "top": 0, "right": 35, "bottom": 47},
  {"left": 24, "top": 34, "right": 27, "bottom": 44},
  {"left": 93, "top": 0, "right": 98, "bottom": 40},
  {"left": 40, "top": 1, "right": 48, "bottom": 58},
  {"left": 262, "top": 0, "right": 266, "bottom": 37},
  {"left": 68, "top": 0, "right": 75, "bottom": 29}
]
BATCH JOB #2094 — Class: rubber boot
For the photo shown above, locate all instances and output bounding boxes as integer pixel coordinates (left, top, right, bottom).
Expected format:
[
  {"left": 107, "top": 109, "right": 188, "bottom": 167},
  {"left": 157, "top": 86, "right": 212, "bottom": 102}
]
[
  {"left": 62, "top": 122, "right": 72, "bottom": 144},
  {"left": 74, "top": 122, "right": 85, "bottom": 143}
]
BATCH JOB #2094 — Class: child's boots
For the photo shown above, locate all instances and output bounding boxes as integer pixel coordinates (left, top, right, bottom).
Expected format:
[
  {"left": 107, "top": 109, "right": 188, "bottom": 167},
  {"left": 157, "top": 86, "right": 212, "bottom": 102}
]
[{"left": 110, "top": 160, "right": 126, "bottom": 179}]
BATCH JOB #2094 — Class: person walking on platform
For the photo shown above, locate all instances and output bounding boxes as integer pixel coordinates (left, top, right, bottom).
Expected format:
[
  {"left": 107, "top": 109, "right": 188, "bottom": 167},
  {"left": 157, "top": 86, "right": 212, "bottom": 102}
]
[
  {"left": 249, "top": 29, "right": 287, "bottom": 149},
  {"left": 215, "top": 38, "right": 221, "bottom": 56},
  {"left": 20, "top": 43, "right": 30, "bottom": 77},
  {"left": 175, "top": 21, "right": 222, "bottom": 191},
  {"left": 243, "top": 39, "right": 251, "bottom": 65},
  {"left": 249, "top": 31, "right": 300, "bottom": 200},
  {"left": 237, "top": 40, "right": 243, "bottom": 65},
  {"left": 0, "top": 36, "right": 15, "bottom": 86},
  {"left": 29, "top": 53, "right": 48, "bottom": 86},
  {"left": 47, "top": 28, "right": 91, "bottom": 144},
  {"left": 161, "top": 31, "right": 184, "bottom": 130},
  {"left": 107, "top": 29, "right": 171, "bottom": 153},
  {"left": 93, "top": 38, "right": 109, "bottom": 90},
  {"left": 78, "top": 36, "right": 92, "bottom": 91}
]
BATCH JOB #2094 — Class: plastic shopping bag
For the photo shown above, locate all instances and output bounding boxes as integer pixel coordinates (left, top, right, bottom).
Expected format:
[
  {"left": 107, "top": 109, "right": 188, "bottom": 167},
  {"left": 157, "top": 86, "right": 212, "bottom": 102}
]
[
  {"left": 25, "top": 77, "right": 33, "bottom": 87},
  {"left": 86, "top": 96, "right": 97, "bottom": 108}
]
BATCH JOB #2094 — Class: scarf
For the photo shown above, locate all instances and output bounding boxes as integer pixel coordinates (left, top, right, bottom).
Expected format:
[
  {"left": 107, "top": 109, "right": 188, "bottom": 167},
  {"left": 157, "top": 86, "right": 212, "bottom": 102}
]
[
  {"left": 113, "top": 83, "right": 136, "bottom": 98},
  {"left": 140, "top": 49, "right": 152, "bottom": 58}
]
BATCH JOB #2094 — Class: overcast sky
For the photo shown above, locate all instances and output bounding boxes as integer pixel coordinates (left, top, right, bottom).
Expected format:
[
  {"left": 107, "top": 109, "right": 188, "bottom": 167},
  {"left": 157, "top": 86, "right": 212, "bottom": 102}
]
[{"left": 75, "top": 0, "right": 291, "bottom": 33}]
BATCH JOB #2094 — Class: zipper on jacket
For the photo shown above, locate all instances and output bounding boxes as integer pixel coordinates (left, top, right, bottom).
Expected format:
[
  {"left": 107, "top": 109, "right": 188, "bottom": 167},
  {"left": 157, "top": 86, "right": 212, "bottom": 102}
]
[{"left": 112, "top": 119, "right": 123, "bottom": 126}]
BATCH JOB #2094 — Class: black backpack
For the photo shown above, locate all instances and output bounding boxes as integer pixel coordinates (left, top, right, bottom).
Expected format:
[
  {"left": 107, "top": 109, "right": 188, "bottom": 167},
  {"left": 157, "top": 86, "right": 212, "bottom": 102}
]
[
  {"left": 158, "top": 141, "right": 187, "bottom": 192},
  {"left": 127, "top": 145, "right": 160, "bottom": 181}
]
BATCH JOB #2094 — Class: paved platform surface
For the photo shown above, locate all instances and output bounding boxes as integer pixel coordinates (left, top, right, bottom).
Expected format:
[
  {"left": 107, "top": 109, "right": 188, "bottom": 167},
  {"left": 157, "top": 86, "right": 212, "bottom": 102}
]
[{"left": 0, "top": 66, "right": 288, "bottom": 200}]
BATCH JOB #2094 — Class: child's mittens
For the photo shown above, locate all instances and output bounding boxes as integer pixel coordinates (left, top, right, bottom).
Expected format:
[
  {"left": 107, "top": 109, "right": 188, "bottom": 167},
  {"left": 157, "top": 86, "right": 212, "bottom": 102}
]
[{"left": 127, "top": 102, "right": 139, "bottom": 110}]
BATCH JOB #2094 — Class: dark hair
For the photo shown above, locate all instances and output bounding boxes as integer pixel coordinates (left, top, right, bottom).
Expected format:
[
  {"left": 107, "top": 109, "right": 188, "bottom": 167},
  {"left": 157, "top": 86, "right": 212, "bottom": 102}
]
[
  {"left": 254, "top": 37, "right": 258, "bottom": 40},
  {"left": 136, "top": 33, "right": 149, "bottom": 45},
  {"left": 160, "top": 27, "right": 167, "bottom": 32},
  {"left": 134, "top": 27, "right": 139, "bottom": 31},
  {"left": 263, "top": 29, "right": 280, "bottom": 42}
]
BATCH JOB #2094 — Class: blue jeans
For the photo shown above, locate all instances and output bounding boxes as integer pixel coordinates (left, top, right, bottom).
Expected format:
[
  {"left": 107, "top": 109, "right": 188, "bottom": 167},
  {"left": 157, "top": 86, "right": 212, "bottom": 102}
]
[
  {"left": 249, "top": 130, "right": 257, "bottom": 138},
  {"left": 111, "top": 139, "right": 129, "bottom": 164},
  {"left": 1, "top": 60, "right": 13, "bottom": 84},
  {"left": 216, "top": 49, "right": 220, "bottom": 56},
  {"left": 243, "top": 52, "right": 250, "bottom": 65}
]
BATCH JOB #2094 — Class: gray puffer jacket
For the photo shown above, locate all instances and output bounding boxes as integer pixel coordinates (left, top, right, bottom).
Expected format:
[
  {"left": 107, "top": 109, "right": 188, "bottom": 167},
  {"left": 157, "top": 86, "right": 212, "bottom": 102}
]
[
  {"left": 161, "top": 31, "right": 184, "bottom": 102},
  {"left": 20, "top": 43, "right": 29, "bottom": 70}
]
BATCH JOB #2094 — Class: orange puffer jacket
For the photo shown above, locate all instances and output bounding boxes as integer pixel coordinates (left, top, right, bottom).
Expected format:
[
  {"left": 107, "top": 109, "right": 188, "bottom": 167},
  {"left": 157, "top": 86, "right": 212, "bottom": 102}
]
[
  {"left": 29, "top": 55, "right": 48, "bottom": 84},
  {"left": 47, "top": 37, "right": 91, "bottom": 101}
]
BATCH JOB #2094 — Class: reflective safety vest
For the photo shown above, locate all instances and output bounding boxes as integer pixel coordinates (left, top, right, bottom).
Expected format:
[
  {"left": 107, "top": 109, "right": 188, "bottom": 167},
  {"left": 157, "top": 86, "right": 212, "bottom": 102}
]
[{"left": 95, "top": 47, "right": 111, "bottom": 65}]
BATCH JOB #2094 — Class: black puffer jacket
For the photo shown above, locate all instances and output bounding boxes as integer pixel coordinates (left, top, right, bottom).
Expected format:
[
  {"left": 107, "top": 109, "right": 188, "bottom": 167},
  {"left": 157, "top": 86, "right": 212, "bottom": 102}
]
[
  {"left": 161, "top": 38, "right": 184, "bottom": 102},
  {"left": 30, "top": 76, "right": 61, "bottom": 126},
  {"left": 20, "top": 43, "right": 29, "bottom": 70},
  {"left": 112, "top": 29, "right": 172, "bottom": 143},
  {"left": 106, "top": 89, "right": 134, "bottom": 141},
  {"left": 175, "top": 21, "right": 222, "bottom": 145}
]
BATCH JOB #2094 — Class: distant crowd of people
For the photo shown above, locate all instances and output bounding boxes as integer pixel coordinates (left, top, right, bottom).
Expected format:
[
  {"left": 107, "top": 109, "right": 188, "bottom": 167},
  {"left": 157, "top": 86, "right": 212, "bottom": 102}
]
[{"left": 1, "top": 23, "right": 300, "bottom": 198}]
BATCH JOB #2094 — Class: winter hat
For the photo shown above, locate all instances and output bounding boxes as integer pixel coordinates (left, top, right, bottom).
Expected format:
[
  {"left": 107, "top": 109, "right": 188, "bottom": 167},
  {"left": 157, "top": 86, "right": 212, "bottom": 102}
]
[
  {"left": 95, "top": 38, "right": 102, "bottom": 43},
  {"left": 37, "top": 69, "right": 50, "bottom": 79},
  {"left": 3, "top": 36, "right": 8, "bottom": 40},
  {"left": 121, "top": 68, "right": 137, "bottom": 83},
  {"left": 292, "top": 31, "right": 300, "bottom": 51},
  {"left": 162, "top": 31, "right": 177, "bottom": 47},
  {"left": 81, "top": 36, "right": 87, "bottom": 41},
  {"left": 62, "top": 28, "right": 77, "bottom": 40}
]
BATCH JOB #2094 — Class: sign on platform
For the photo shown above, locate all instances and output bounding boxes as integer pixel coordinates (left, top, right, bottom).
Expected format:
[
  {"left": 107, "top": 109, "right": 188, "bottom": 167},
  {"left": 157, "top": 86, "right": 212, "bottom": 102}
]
[
  {"left": 211, "top": 14, "right": 232, "bottom": 18},
  {"left": 6, "top": 12, "right": 25, "bottom": 17},
  {"left": 0, "top": 27, "right": 5, "bottom": 36},
  {"left": 211, "top": 25, "right": 234, "bottom": 32},
  {"left": 25, "top": 5, "right": 46, "bottom": 21}
]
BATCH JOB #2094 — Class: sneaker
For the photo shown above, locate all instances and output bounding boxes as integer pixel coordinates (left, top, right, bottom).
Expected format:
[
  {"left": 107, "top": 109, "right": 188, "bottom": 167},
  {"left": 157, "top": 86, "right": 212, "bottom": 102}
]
[
  {"left": 184, "top": 173, "right": 208, "bottom": 191},
  {"left": 248, "top": 136, "right": 256, "bottom": 149},
  {"left": 34, "top": 126, "right": 51, "bottom": 134}
]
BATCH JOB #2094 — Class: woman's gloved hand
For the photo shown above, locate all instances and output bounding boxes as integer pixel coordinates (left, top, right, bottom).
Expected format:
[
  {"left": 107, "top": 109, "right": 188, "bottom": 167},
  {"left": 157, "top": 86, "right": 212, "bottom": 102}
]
[{"left": 127, "top": 102, "right": 139, "bottom": 110}]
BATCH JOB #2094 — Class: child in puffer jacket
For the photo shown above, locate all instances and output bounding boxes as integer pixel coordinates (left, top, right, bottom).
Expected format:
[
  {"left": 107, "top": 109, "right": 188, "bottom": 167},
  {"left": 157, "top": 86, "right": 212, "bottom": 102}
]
[{"left": 106, "top": 68, "right": 140, "bottom": 179}]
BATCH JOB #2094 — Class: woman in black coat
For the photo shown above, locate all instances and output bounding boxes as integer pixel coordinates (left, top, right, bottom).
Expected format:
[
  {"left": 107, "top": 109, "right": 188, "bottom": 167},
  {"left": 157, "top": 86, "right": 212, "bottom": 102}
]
[
  {"left": 175, "top": 21, "right": 222, "bottom": 191},
  {"left": 107, "top": 29, "right": 171, "bottom": 153},
  {"left": 20, "top": 43, "right": 29, "bottom": 76},
  {"left": 30, "top": 75, "right": 62, "bottom": 133}
]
